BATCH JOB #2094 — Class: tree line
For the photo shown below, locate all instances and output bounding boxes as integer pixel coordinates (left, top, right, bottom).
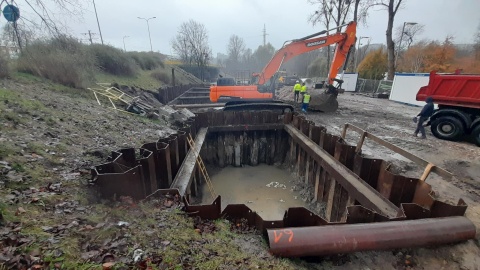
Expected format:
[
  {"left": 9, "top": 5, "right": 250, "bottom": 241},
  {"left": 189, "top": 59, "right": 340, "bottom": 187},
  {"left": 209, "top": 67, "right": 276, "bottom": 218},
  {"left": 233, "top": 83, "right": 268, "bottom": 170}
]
[
  {"left": 169, "top": 0, "right": 422, "bottom": 82},
  {"left": 3, "top": 0, "right": 479, "bottom": 84},
  {"left": 358, "top": 27, "right": 480, "bottom": 80}
]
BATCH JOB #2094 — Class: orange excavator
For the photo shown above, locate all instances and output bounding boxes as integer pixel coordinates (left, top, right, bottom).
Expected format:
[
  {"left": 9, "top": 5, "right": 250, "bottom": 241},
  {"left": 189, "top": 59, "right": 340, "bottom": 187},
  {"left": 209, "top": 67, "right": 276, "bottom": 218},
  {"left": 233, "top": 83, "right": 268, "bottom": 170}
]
[{"left": 210, "top": 21, "right": 357, "bottom": 112}]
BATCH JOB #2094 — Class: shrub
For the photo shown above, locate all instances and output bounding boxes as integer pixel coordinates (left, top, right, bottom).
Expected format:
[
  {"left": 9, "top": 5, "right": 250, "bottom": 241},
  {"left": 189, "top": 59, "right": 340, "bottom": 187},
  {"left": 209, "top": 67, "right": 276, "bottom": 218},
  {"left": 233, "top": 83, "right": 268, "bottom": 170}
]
[
  {"left": 0, "top": 51, "right": 11, "bottom": 78},
  {"left": 358, "top": 48, "right": 388, "bottom": 80},
  {"left": 16, "top": 36, "right": 96, "bottom": 88},
  {"left": 128, "top": 51, "right": 165, "bottom": 70},
  {"left": 150, "top": 71, "right": 170, "bottom": 84},
  {"left": 88, "top": 44, "right": 137, "bottom": 76}
]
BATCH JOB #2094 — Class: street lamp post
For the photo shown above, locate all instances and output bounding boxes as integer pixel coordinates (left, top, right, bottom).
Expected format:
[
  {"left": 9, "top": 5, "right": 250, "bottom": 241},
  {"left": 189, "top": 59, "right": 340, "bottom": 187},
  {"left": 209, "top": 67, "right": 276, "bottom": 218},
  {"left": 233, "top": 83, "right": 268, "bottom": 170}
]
[
  {"left": 137, "top": 16, "right": 156, "bottom": 52},
  {"left": 355, "top": 36, "right": 370, "bottom": 72},
  {"left": 123, "top": 36, "right": 129, "bottom": 52},
  {"left": 395, "top": 22, "right": 418, "bottom": 68}
]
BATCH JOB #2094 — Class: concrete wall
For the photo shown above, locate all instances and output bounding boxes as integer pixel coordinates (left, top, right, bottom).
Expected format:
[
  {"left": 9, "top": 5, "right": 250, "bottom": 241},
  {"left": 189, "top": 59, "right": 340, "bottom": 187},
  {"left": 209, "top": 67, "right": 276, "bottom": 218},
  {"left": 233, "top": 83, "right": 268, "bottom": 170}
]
[{"left": 389, "top": 73, "right": 430, "bottom": 106}]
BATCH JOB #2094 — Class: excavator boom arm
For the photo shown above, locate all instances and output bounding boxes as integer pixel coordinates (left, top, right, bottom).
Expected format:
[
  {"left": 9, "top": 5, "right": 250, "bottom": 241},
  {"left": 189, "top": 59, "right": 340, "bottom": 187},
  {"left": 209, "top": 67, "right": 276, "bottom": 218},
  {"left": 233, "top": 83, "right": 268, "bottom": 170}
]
[{"left": 257, "top": 22, "right": 357, "bottom": 85}]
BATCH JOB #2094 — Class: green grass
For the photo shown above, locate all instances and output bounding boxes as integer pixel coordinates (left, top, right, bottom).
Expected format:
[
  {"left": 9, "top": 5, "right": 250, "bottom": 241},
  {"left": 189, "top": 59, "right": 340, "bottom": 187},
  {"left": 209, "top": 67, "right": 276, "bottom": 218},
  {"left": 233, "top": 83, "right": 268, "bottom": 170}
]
[
  {"left": 94, "top": 65, "right": 195, "bottom": 90},
  {"left": 13, "top": 72, "right": 91, "bottom": 99},
  {"left": 0, "top": 87, "right": 47, "bottom": 112},
  {"left": 0, "top": 142, "right": 16, "bottom": 159},
  {"left": 95, "top": 70, "right": 162, "bottom": 90}
]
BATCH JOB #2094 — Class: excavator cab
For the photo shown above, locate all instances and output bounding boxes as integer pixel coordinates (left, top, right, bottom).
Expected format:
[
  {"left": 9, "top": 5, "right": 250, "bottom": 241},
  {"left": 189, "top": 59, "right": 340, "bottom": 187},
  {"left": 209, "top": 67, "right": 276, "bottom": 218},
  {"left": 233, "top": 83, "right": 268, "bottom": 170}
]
[{"left": 216, "top": 77, "right": 236, "bottom": 86}]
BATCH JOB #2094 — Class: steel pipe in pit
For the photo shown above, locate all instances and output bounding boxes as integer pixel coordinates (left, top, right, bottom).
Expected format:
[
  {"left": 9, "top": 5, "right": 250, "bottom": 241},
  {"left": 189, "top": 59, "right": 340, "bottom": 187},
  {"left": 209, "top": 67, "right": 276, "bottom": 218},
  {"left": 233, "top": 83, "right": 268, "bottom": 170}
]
[{"left": 267, "top": 216, "right": 476, "bottom": 257}]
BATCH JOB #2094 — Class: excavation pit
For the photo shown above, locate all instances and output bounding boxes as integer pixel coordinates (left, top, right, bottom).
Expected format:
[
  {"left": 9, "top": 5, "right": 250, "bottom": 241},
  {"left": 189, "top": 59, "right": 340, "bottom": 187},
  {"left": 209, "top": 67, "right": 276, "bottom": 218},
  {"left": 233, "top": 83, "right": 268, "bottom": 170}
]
[
  {"left": 189, "top": 127, "right": 320, "bottom": 220},
  {"left": 92, "top": 110, "right": 474, "bottom": 257}
]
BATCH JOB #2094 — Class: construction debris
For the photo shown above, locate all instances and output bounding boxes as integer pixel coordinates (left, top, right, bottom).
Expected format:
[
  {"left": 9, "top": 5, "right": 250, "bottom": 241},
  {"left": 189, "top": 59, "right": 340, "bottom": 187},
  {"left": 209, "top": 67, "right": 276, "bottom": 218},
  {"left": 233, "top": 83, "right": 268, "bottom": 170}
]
[{"left": 87, "top": 83, "right": 157, "bottom": 116}]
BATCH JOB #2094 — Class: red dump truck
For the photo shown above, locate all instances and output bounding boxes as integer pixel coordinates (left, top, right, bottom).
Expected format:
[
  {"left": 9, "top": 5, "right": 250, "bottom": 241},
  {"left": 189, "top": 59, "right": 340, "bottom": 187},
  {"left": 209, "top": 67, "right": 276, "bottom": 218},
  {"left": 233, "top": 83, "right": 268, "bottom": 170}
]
[{"left": 416, "top": 70, "right": 480, "bottom": 146}]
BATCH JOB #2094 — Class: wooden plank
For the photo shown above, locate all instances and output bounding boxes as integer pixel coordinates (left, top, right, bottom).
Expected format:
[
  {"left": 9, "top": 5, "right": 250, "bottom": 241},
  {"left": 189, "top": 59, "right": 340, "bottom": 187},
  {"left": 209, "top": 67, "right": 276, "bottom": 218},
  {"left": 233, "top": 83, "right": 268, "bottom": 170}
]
[
  {"left": 171, "top": 128, "right": 208, "bottom": 197},
  {"left": 284, "top": 124, "right": 400, "bottom": 218},
  {"left": 325, "top": 179, "right": 337, "bottom": 222},
  {"left": 343, "top": 123, "right": 452, "bottom": 180}
]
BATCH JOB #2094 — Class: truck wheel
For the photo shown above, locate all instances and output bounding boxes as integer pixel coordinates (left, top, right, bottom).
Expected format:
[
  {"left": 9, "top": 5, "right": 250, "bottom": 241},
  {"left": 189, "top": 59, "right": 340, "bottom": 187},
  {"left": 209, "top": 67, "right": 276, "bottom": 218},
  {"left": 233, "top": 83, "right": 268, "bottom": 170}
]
[
  {"left": 430, "top": 116, "right": 465, "bottom": 141},
  {"left": 472, "top": 125, "right": 480, "bottom": 147}
]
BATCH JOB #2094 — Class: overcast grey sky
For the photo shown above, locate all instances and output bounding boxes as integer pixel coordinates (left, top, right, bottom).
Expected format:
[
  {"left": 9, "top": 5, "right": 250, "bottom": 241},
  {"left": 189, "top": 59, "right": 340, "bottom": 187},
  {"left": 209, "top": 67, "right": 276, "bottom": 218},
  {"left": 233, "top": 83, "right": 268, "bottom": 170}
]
[{"left": 3, "top": 0, "right": 480, "bottom": 56}]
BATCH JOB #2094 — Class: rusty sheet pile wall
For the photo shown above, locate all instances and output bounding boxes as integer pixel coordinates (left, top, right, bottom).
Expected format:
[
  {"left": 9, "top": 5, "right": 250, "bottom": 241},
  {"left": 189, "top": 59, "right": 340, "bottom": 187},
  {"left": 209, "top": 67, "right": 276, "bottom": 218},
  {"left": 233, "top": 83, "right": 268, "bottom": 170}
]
[
  {"left": 90, "top": 110, "right": 474, "bottom": 256},
  {"left": 91, "top": 110, "right": 468, "bottom": 222},
  {"left": 202, "top": 129, "right": 289, "bottom": 167},
  {"left": 184, "top": 112, "right": 468, "bottom": 225},
  {"left": 91, "top": 120, "right": 195, "bottom": 199}
]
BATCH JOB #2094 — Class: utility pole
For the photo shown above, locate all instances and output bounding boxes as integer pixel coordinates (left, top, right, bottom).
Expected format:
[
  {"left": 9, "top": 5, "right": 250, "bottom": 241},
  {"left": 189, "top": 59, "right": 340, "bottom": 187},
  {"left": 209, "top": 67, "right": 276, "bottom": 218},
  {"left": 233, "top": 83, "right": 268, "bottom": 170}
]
[
  {"left": 92, "top": 0, "right": 104, "bottom": 45},
  {"left": 123, "top": 36, "right": 129, "bottom": 52},
  {"left": 262, "top": 24, "right": 268, "bottom": 46},
  {"left": 87, "top": 30, "right": 94, "bottom": 44},
  {"left": 81, "top": 30, "right": 97, "bottom": 44}
]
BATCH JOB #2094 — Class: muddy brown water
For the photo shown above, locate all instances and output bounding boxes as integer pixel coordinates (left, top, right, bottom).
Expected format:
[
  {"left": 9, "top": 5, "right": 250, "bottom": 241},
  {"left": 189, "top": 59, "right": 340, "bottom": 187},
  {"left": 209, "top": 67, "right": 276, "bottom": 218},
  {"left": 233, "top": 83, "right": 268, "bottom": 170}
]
[{"left": 199, "top": 164, "right": 309, "bottom": 220}]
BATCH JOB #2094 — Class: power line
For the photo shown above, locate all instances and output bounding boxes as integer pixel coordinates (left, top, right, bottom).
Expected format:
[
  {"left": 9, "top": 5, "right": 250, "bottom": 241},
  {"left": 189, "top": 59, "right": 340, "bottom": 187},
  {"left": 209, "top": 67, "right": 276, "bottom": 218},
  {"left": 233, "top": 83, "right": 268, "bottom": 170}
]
[
  {"left": 81, "top": 30, "right": 97, "bottom": 44},
  {"left": 262, "top": 24, "right": 269, "bottom": 46}
]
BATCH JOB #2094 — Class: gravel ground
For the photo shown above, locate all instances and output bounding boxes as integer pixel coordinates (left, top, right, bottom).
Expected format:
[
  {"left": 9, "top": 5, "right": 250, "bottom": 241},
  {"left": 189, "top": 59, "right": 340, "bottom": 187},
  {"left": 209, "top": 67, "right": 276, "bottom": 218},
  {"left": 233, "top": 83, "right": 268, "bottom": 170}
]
[{"left": 278, "top": 86, "right": 480, "bottom": 269}]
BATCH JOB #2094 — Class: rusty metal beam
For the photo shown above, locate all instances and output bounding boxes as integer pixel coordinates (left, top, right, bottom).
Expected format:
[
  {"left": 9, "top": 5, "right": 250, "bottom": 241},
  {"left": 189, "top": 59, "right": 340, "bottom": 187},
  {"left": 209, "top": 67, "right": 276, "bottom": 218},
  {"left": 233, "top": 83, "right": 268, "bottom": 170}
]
[
  {"left": 284, "top": 124, "right": 400, "bottom": 218},
  {"left": 267, "top": 216, "right": 476, "bottom": 257},
  {"left": 342, "top": 123, "right": 452, "bottom": 181},
  {"left": 171, "top": 128, "right": 208, "bottom": 197}
]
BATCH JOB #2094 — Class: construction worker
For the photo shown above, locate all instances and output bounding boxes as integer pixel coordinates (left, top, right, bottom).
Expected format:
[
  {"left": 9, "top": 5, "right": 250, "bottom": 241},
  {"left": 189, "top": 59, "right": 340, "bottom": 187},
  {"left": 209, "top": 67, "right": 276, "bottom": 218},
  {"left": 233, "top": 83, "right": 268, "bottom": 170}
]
[
  {"left": 413, "top": 96, "right": 434, "bottom": 139},
  {"left": 302, "top": 92, "right": 311, "bottom": 113},
  {"left": 300, "top": 82, "right": 307, "bottom": 102},
  {"left": 293, "top": 81, "right": 302, "bottom": 102}
]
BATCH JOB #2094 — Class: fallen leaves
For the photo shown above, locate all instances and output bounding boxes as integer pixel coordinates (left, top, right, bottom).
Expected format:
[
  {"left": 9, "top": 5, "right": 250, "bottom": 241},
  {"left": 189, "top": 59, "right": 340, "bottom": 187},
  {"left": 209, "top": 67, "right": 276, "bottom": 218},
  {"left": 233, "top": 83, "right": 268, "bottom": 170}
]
[
  {"left": 102, "top": 261, "right": 115, "bottom": 269},
  {"left": 15, "top": 207, "right": 26, "bottom": 215},
  {"left": 230, "top": 218, "right": 255, "bottom": 234},
  {"left": 193, "top": 216, "right": 218, "bottom": 235}
]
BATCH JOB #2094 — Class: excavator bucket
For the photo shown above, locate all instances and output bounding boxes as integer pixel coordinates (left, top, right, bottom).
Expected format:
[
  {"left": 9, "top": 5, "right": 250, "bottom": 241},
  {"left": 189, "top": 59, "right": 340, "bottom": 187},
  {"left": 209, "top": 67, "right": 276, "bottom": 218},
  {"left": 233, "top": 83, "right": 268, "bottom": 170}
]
[{"left": 309, "top": 91, "right": 339, "bottom": 112}]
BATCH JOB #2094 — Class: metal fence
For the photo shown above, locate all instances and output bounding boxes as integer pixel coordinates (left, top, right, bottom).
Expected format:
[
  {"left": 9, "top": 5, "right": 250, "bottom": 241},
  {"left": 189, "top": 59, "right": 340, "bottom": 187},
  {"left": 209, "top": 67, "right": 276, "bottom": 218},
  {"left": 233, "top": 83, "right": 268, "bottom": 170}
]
[{"left": 356, "top": 79, "right": 393, "bottom": 96}]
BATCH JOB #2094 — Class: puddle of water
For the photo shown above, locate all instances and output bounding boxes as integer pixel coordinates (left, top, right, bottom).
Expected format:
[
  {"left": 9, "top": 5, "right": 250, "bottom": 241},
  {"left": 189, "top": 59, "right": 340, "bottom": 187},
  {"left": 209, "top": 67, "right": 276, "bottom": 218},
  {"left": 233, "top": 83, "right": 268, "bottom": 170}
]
[{"left": 200, "top": 164, "right": 308, "bottom": 220}]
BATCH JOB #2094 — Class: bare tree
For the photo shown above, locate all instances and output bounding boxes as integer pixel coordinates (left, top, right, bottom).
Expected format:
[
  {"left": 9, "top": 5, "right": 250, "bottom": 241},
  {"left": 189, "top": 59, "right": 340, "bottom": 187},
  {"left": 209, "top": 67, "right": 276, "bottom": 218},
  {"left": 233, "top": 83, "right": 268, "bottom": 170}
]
[
  {"left": 308, "top": 0, "right": 372, "bottom": 72},
  {"left": 309, "top": 0, "right": 353, "bottom": 31},
  {"left": 403, "top": 41, "right": 427, "bottom": 73},
  {"left": 171, "top": 20, "right": 212, "bottom": 80},
  {"left": 474, "top": 23, "right": 480, "bottom": 62},
  {"left": 227, "top": 35, "right": 245, "bottom": 62},
  {"left": 309, "top": 0, "right": 333, "bottom": 65},
  {"left": 348, "top": 0, "right": 374, "bottom": 71},
  {"left": 394, "top": 23, "right": 424, "bottom": 50},
  {"left": 1, "top": 23, "right": 38, "bottom": 47},
  {"left": 392, "top": 23, "right": 424, "bottom": 68},
  {"left": 374, "top": 0, "right": 406, "bottom": 80},
  {"left": 2, "top": 0, "right": 83, "bottom": 51}
]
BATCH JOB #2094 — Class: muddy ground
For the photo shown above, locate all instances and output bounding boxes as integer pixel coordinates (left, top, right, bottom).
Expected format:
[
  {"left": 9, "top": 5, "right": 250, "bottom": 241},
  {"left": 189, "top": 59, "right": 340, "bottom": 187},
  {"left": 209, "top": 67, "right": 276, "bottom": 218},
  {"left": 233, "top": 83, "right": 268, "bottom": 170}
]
[
  {"left": 278, "top": 86, "right": 480, "bottom": 269},
  {"left": 0, "top": 75, "right": 479, "bottom": 269}
]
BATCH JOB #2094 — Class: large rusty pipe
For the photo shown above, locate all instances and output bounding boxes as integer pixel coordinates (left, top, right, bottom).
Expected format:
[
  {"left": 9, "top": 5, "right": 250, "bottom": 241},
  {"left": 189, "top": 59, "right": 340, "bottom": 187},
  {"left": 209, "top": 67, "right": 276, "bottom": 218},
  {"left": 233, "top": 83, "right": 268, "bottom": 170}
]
[{"left": 267, "top": 216, "right": 475, "bottom": 257}]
